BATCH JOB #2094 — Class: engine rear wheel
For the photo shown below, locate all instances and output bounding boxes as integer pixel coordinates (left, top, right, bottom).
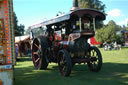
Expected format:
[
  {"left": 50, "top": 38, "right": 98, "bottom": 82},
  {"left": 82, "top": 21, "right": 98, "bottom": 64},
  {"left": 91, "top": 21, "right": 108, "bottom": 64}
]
[
  {"left": 87, "top": 46, "right": 102, "bottom": 72},
  {"left": 58, "top": 49, "right": 72, "bottom": 77},
  {"left": 32, "top": 37, "right": 48, "bottom": 70}
]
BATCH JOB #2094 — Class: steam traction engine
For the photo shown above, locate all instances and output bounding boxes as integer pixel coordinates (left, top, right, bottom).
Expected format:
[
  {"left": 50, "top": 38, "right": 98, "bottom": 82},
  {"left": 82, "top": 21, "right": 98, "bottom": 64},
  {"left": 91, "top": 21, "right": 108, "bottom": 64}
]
[{"left": 30, "top": 0, "right": 106, "bottom": 77}]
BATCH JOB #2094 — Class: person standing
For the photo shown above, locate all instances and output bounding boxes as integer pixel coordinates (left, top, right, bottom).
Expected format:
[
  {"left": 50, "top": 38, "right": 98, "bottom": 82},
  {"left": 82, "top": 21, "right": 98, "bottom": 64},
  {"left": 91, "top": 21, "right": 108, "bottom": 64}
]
[{"left": 16, "top": 44, "right": 18, "bottom": 59}]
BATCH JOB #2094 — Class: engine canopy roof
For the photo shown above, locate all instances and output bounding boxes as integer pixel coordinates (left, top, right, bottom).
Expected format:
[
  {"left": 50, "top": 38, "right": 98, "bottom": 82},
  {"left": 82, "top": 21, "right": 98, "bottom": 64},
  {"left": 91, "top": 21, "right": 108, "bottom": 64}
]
[{"left": 30, "top": 8, "right": 106, "bottom": 29}]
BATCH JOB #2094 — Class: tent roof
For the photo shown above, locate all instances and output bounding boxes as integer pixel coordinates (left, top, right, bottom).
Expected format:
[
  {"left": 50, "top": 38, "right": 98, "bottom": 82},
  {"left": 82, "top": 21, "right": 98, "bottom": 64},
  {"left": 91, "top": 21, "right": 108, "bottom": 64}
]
[{"left": 15, "top": 35, "right": 30, "bottom": 43}]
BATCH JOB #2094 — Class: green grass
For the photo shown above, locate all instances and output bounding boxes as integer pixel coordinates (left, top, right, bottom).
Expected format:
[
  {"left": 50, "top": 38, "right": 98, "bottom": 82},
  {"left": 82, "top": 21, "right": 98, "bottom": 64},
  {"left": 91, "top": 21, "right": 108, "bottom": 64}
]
[{"left": 14, "top": 47, "right": 128, "bottom": 85}]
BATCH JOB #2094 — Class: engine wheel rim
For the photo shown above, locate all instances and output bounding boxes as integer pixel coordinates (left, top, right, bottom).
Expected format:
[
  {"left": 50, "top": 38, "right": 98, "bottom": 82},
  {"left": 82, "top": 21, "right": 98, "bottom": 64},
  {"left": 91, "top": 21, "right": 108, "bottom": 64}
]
[
  {"left": 89, "top": 49, "right": 99, "bottom": 69},
  {"left": 58, "top": 52, "right": 68, "bottom": 76},
  {"left": 32, "top": 39, "right": 42, "bottom": 68}
]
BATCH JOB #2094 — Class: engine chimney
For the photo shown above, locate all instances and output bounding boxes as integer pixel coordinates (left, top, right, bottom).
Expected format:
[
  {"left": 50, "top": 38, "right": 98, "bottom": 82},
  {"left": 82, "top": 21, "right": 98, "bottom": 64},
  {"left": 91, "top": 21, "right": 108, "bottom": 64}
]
[{"left": 70, "top": 0, "right": 80, "bottom": 11}]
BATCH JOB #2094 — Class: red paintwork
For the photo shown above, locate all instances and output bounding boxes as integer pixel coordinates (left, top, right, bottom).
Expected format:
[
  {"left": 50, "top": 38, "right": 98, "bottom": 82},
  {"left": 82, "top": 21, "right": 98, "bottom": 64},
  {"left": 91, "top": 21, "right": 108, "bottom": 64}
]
[
  {"left": 124, "top": 32, "right": 128, "bottom": 41},
  {"left": 90, "top": 37, "right": 101, "bottom": 45},
  {"left": 54, "top": 32, "right": 62, "bottom": 41}
]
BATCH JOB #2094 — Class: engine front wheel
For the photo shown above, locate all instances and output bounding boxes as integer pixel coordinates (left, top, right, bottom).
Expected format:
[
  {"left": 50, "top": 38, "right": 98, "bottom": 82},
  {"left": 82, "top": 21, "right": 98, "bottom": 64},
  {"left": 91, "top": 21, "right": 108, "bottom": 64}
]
[
  {"left": 58, "top": 49, "right": 72, "bottom": 77},
  {"left": 87, "top": 46, "right": 102, "bottom": 72},
  {"left": 32, "top": 37, "right": 48, "bottom": 70}
]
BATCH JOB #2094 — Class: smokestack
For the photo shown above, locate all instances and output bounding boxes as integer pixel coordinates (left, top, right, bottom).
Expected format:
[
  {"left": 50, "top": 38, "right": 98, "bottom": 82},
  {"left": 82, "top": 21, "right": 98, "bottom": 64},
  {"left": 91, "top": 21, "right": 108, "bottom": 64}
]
[{"left": 70, "top": 0, "right": 80, "bottom": 11}]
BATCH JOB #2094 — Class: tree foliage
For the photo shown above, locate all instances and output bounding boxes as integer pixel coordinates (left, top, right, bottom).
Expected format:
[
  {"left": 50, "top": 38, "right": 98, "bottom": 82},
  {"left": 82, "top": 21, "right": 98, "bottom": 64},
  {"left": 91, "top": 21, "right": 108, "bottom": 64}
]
[
  {"left": 25, "top": 27, "right": 31, "bottom": 35},
  {"left": 126, "top": 24, "right": 128, "bottom": 30},
  {"left": 14, "top": 12, "right": 25, "bottom": 36},
  {"left": 95, "top": 20, "right": 122, "bottom": 43},
  {"left": 78, "top": 0, "right": 106, "bottom": 13}
]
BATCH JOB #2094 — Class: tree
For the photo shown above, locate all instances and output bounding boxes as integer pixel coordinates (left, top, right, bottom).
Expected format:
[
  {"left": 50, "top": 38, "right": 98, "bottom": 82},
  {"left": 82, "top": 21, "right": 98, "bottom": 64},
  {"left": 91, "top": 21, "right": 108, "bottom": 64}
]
[
  {"left": 78, "top": 0, "right": 106, "bottom": 29},
  {"left": 14, "top": 12, "right": 25, "bottom": 36},
  {"left": 14, "top": 12, "right": 19, "bottom": 36},
  {"left": 126, "top": 24, "right": 128, "bottom": 30},
  {"left": 18, "top": 24, "right": 25, "bottom": 35},
  {"left": 95, "top": 26, "right": 106, "bottom": 43},
  {"left": 25, "top": 27, "right": 31, "bottom": 35},
  {"left": 95, "top": 20, "right": 122, "bottom": 44},
  {"left": 78, "top": 0, "right": 106, "bottom": 13}
]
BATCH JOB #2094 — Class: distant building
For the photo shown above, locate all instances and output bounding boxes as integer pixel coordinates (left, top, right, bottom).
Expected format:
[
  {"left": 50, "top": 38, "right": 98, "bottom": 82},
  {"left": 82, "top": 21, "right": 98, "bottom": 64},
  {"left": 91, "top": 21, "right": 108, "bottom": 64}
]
[{"left": 121, "top": 30, "right": 128, "bottom": 46}]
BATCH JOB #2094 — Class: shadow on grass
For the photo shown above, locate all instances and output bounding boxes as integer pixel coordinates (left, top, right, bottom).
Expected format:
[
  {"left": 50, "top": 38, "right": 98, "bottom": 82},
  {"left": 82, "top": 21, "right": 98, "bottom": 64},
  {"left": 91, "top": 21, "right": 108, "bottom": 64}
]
[
  {"left": 14, "top": 57, "right": 128, "bottom": 85},
  {"left": 17, "top": 57, "right": 32, "bottom": 62},
  {"left": 72, "top": 63, "right": 128, "bottom": 84}
]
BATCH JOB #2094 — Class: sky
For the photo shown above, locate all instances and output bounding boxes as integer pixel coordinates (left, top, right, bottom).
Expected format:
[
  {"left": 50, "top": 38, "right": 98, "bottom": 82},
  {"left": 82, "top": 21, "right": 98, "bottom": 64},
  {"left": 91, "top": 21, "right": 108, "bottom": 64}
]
[{"left": 13, "top": 0, "right": 128, "bottom": 30}]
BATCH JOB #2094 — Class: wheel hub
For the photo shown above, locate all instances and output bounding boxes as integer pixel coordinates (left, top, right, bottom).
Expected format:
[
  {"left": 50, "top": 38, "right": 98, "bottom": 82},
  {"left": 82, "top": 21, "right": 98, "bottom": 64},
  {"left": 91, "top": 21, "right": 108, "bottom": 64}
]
[
  {"left": 37, "top": 49, "right": 41, "bottom": 56},
  {"left": 90, "top": 57, "right": 97, "bottom": 62}
]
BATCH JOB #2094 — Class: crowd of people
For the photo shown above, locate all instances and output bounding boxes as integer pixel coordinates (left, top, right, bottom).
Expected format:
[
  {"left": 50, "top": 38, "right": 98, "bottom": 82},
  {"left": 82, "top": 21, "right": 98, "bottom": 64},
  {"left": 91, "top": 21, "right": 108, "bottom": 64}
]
[{"left": 103, "top": 42, "right": 121, "bottom": 51}]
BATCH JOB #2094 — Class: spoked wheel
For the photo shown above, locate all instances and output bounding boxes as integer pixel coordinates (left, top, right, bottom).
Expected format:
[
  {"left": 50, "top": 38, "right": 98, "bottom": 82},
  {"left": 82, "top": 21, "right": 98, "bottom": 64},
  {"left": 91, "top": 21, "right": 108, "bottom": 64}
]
[
  {"left": 58, "top": 49, "right": 72, "bottom": 77},
  {"left": 32, "top": 37, "right": 48, "bottom": 70},
  {"left": 87, "top": 46, "right": 102, "bottom": 72}
]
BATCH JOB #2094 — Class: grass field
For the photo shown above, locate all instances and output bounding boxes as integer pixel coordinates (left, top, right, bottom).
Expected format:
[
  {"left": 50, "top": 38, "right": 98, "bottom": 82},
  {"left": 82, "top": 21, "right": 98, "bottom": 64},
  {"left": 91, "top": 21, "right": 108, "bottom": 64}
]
[{"left": 14, "top": 47, "right": 128, "bottom": 85}]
